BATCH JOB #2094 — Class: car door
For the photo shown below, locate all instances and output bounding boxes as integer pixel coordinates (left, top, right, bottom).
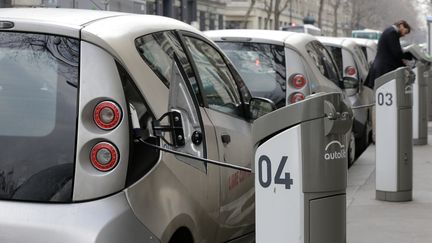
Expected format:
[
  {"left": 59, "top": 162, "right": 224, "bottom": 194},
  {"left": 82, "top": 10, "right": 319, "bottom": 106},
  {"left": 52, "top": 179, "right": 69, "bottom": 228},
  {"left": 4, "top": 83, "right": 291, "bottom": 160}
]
[
  {"left": 180, "top": 32, "right": 255, "bottom": 241},
  {"left": 130, "top": 30, "right": 221, "bottom": 242}
]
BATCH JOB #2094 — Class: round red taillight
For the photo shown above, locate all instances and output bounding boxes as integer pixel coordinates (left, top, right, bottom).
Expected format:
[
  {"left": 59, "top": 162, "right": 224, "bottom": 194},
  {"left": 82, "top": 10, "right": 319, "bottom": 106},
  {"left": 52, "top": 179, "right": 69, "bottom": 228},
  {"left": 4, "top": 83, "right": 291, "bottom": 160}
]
[
  {"left": 290, "top": 92, "right": 305, "bottom": 103},
  {"left": 291, "top": 74, "right": 307, "bottom": 89},
  {"left": 90, "top": 142, "right": 119, "bottom": 172},
  {"left": 94, "top": 101, "right": 122, "bottom": 130},
  {"left": 345, "top": 66, "right": 357, "bottom": 76}
]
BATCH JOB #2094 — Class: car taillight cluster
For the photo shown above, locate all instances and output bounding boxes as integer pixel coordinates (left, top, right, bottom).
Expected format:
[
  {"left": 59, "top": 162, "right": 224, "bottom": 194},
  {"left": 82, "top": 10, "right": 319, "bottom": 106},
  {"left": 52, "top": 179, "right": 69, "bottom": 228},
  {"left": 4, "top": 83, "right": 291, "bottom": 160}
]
[
  {"left": 345, "top": 66, "right": 357, "bottom": 77},
  {"left": 91, "top": 100, "right": 122, "bottom": 172},
  {"left": 289, "top": 74, "right": 307, "bottom": 103}
]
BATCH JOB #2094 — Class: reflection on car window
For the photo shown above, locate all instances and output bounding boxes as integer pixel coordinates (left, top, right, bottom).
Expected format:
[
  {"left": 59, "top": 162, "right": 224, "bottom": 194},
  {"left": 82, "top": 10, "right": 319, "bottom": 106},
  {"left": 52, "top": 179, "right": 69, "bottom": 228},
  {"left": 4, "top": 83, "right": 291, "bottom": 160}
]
[
  {"left": 326, "top": 46, "right": 343, "bottom": 77},
  {"left": 0, "top": 32, "right": 79, "bottom": 202},
  {"left": 354, "top": 45, "right": 369, "bottom": 71},
  {"left": 184, "top": 36, "right": 243, "bottom": 116},
  {"left": 306, "top": 41, "right": 341, "bottom": 85},
  {"left": 216, "top": 42, "right": 286, "bottom": 108},
  {"left": 135, "top": 31, "right": 203, "bottom": 105}
]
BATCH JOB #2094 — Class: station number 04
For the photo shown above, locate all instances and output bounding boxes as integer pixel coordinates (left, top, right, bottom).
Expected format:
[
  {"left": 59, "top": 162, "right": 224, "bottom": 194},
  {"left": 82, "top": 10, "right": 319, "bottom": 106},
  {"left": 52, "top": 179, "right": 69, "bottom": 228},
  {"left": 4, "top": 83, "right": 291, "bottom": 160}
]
[
  {"left": 257, "top": 155, "right": 293, "bottom": 189},
  {"left": 377, "top": 92, "right": 393, "bottom": 106}
]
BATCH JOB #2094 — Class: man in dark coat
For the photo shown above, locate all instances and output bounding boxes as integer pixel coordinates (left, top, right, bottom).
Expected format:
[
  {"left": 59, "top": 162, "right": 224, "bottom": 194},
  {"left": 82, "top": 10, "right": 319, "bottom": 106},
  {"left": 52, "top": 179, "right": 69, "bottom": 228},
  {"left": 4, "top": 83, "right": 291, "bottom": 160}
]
[{"left": 364, "top": 20, "right": 412, "bottom": 89}]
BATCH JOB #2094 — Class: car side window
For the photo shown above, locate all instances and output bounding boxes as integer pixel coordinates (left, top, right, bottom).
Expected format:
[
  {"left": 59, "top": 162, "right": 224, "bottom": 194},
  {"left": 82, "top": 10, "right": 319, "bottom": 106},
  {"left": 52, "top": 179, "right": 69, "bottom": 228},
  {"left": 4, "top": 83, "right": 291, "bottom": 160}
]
[
  {"left": 306, "top": 41, "right": 341, "bottom": 85},
  {"left": 135, "top": 31, "right": 203, "bottom": 106},
  {"left": 135, "top": 31, "right": 207, "bottom": 168},
  {"left": 183, "top": 36, "right": 243, "bottom": 117},
  {"left": 326, "top": 46, "right": 343, "bottom": 77},
  {"left": 354, "top": 45, "right": 369, "bottom": 71}
]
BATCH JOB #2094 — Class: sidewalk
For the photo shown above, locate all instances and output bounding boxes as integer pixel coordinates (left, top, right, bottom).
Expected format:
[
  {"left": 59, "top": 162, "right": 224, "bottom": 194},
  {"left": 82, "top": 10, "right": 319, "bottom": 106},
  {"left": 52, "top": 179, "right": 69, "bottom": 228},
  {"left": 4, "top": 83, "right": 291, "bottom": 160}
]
[{"left": 347, "top": 128, "right": 432, "bottom": 242}]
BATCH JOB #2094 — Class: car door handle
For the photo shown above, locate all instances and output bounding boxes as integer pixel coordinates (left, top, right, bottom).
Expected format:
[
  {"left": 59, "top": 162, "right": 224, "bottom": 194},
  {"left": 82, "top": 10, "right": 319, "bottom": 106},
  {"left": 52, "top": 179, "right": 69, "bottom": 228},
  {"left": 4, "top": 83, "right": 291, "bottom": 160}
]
[{"left": 221, "top": 134, "right": 231, "bottom": 144}]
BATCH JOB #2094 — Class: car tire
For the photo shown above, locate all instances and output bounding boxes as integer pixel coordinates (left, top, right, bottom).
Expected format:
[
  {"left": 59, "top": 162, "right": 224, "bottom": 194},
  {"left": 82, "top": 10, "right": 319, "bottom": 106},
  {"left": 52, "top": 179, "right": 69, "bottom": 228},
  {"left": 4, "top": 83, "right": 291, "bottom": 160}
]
[{"left": 355, "top": 125, "right": 370, "bottom": 159}]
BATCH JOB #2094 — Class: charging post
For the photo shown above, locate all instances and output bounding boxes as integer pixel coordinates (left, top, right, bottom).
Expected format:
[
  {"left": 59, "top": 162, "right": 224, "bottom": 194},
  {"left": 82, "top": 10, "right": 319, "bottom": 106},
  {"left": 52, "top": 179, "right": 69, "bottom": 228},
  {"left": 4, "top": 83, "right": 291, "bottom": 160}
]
[
  {"left": 253, "top": 92, "right": 352, "bottom": 243},
  {"left": 375, "top": 67, "right": 415, "bottom": 202}
]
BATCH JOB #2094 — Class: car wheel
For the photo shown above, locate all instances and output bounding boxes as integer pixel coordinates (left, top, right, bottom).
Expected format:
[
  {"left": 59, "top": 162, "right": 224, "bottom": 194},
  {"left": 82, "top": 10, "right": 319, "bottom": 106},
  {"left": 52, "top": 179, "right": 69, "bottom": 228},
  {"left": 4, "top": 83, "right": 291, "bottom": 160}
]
[{"left": 348, "top": 132, "right": 356, "bottom": 167}]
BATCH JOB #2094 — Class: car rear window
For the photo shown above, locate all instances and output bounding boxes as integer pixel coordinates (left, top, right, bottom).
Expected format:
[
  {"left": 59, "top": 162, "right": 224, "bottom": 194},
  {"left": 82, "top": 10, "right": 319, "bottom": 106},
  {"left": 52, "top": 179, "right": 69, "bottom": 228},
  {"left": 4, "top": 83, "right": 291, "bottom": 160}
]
[
  {"left": 216, "top": 42, "right": 286, "bottom": 108},
  {"left": 0, "top": 32, "right": 79, "bottom": 202}
]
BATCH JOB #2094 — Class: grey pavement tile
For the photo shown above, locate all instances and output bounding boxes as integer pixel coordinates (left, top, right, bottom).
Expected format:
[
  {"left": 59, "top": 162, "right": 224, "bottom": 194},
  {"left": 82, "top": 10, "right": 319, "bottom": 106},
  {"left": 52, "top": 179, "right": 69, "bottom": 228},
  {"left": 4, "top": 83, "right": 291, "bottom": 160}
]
[{"left": 347, "top": 128, "right": 432, "bottom": 242}]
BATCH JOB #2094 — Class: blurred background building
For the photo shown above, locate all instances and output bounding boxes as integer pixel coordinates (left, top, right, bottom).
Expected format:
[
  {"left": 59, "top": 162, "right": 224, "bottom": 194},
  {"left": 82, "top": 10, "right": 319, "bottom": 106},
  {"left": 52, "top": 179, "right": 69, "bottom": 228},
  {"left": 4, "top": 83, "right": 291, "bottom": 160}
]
[
  {"left": 0, "top": 0, "right": 428, "bottom": 42},
  {"left": 0, "top": 0, "right": 351, "bottom": 36}
]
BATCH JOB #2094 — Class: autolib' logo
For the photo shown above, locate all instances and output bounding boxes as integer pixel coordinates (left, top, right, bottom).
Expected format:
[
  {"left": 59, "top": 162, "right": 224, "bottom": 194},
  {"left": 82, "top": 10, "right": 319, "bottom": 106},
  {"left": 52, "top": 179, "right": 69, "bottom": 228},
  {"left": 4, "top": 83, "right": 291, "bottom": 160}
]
[{"left": 324, "top": 140, "right": 346, "bottom": 160}]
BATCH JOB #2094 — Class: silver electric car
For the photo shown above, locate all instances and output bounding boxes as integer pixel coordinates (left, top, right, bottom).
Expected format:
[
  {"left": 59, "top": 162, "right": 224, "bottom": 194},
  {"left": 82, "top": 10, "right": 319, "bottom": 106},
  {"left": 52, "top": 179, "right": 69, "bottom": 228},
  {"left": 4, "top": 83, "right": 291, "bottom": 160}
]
[
  {"left": 345, "top": 37, "right": 377, "bottom": 67},
  {"left": 317, "top": 36, "right": 373, "bottom": 158},
  {"left": 205, "top": 29, "right": 357, "bottom": 164},
  {"left": 0, "top": 8, "right": 274, "bottom": 243}
]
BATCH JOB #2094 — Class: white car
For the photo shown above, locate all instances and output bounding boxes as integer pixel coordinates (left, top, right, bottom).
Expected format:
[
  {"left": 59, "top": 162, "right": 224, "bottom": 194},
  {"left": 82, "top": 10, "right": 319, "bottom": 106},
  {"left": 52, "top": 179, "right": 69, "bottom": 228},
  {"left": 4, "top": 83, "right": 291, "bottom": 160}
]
[
  {"left": 345, "top": 37, "right": 378, "bottom": 67},
  {"left": 317, "top": 36, "right": 373, "bottom": 159},
  {"left": 0, "top": 8, "right": 276, "bottom": 243},
  {"left": 205, "top": 29, "right": 357, "bottom": 164}
]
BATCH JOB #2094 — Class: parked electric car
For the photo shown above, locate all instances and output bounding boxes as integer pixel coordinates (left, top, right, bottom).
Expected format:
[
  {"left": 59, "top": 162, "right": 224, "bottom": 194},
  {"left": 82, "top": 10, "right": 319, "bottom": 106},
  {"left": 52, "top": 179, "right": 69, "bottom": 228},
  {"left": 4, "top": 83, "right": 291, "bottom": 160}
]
[
  {"left": 317, "top": 36, "right": 373, "bottom": 158},
  {"left": 205, "top": 29, "right": 356, "bottom": 164},
  {"left": 0, "top": 8, "right": 276, "bottom": 243},
  {"left": 345, "top": 37, "right": 378, "bottom": 67}
]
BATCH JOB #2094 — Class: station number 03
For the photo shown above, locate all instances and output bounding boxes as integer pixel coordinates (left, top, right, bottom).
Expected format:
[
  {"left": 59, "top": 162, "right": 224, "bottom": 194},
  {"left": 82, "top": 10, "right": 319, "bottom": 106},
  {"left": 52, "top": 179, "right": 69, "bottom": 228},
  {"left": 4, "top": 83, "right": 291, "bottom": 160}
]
[{"left": 377, "top": 92, "right": 393, "bottom": 106}]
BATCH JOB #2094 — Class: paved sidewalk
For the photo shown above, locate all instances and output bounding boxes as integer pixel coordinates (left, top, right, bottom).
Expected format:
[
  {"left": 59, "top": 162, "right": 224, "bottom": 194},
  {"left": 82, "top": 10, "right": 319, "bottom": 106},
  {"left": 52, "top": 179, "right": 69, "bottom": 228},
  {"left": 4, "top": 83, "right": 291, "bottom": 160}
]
[{"left": 347, "top": 134, "right": 432, "bottom": 242}]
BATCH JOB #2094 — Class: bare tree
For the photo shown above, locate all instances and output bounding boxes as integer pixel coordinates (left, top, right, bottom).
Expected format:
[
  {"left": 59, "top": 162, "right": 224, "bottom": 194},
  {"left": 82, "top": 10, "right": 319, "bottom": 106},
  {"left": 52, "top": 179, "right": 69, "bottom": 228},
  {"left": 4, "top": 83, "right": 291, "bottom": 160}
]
[
  {"left": 330, "top": 0, "right": 342, "bottom": 36},
  {"left": 346, "top": 0, "right": 424, "bottom": 42},
  {"left": 263, "top": 0, "right": 274, "bottom": 29},
  {"left": 274, "top": 0, "right": 290, "bottom": 30},
  {"left": 243, "top": 0, "right": 257, "bottom": 28},
  {"left": 318, "top": 0, "right": 325, "bottom": 29},
  {"left": 349, "top": 0, "right": 382, "bottom": 30}
]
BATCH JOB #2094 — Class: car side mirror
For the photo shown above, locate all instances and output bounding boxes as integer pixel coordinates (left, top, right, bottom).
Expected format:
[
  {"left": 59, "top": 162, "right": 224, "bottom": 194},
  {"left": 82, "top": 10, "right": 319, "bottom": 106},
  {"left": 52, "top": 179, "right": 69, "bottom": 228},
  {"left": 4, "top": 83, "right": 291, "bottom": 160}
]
[
  {"left": 248, "top": 97, "right": 276, "bottom": 120},
  {"left": 342, "top": 76, "right": 359, "bottom": 96}
]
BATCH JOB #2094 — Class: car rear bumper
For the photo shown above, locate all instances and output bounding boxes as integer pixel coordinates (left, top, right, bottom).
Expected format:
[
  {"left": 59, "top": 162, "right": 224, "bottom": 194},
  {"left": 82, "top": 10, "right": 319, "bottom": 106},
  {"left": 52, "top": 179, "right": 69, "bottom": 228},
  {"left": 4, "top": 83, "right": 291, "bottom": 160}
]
[{"left": 0, "top": 192, "right": 160, "bottom": 243}]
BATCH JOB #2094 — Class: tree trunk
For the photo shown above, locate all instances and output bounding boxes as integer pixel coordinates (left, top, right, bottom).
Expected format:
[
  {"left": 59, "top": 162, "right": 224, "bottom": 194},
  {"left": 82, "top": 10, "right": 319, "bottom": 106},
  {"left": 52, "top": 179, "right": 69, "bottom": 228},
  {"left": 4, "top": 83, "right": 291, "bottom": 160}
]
[
  {"left": 263, "top": 0, "right": 274, "bottom": 29},
  {"left": 243, "top": 0, "right": 257, "bottom": 28},
  {"left": 318, "top": 0, "right": 325, "bottom": 29},
  {"left": 332, "top": 0, "right": 341, "bottom": 36},
  {"left": 274, "top": 0, "right": 290, "bottom": 30}
]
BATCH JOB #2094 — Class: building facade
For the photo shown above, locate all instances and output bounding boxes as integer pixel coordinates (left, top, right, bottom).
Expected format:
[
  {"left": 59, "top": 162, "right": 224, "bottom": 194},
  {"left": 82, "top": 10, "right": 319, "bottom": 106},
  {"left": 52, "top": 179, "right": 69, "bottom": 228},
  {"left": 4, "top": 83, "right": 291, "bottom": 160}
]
[
  {"left": 224, "top": 0, "right": 352, "bottom": 36},
  {"left": 2, "top": 0, "right": 227, "bottom": 30},
  {"left": 1, "top": 0, "right": 351, "bottom": 35}
]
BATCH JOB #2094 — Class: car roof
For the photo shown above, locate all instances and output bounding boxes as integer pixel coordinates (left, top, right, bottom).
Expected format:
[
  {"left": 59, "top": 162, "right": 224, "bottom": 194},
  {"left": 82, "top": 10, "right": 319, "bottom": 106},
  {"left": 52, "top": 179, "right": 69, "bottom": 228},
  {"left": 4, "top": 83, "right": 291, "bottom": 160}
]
[
  {"left": 0, "top": 8, "right": 125, "bottom": 27},
  {"left": 343, "top": 37, "right": 377, "bottom": 49},
  {"left": 205, "top": 29, "right": 318, "bottom": 47},
  {"left": 0, "top": 8, "right": 200, "bottom": 36},
  {"left": 316, "top": 36, "right": 357, "bottom": 49},
  {"left": 0, "top": 8, "right": 202, "bottom": 60}
]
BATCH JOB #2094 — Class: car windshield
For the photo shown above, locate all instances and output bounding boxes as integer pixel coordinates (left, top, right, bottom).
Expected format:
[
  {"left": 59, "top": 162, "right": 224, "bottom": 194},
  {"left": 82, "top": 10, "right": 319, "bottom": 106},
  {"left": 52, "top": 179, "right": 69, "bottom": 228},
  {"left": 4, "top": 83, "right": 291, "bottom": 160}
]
[{"left": 216, "top": 41, "right": 286, "bottom": 108}]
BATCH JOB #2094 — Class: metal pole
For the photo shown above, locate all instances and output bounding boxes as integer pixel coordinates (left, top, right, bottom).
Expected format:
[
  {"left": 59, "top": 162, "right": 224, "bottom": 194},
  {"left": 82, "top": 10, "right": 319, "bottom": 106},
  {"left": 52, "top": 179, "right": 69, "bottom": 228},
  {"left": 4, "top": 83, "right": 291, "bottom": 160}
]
[{"left": 289, "top": 0, "right": 292, "bottom": 24}]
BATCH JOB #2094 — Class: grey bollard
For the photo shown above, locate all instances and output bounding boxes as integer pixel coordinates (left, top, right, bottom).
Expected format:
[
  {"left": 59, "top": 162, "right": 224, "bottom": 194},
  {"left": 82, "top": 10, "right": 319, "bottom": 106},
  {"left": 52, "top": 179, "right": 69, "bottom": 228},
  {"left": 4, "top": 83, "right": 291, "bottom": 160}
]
[
  {"left": 375, "top": 67, "right": 415, "bottom": 202},
  {"left": 253, "top": 92, "right": 353, "bottom": 243}
]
